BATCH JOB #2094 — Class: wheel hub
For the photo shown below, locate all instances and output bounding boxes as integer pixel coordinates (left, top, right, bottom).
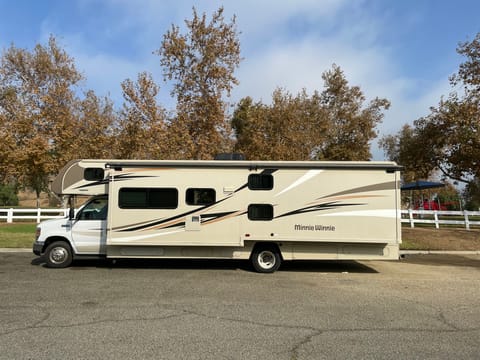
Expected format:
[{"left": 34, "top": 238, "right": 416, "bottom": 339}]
[
  {"left": 258, "top": 251, "right": 275, "bottom": 269},
  {"left": 50, "top": 247, "right": 67, "bottom": 264}
]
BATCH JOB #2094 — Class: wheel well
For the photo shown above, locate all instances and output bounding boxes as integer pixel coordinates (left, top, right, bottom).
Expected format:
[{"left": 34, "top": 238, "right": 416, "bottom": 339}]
[
  {"left": 42, "top": 237, "right": 71, "bottom": 254},
  {"left": 251, "top": 242, "right": 283, "bottom": 260}
]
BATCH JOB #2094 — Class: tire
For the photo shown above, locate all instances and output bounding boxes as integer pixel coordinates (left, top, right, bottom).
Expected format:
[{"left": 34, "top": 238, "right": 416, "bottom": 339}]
[
  {"left": 251, "top": 245, "right": 282, "bottom": 273},
  {"left": 44, "top": 241, "right": 73, "bottom": 268}
]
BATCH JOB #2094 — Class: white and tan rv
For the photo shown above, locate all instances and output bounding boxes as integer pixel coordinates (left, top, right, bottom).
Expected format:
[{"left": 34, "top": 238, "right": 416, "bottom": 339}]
[{"left": 33, "top": 159, "right": 402, "bottom": 272}]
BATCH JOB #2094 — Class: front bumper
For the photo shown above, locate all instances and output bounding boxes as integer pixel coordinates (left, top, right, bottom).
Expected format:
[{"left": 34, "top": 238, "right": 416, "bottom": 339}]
[{"left": 32, "top": 241, "right": 44, "bottom": 256}]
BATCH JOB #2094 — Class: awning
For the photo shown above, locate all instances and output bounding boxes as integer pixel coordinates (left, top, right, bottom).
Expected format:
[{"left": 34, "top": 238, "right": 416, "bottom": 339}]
[{"left": 401, "top": 180, "right": 445, "bottom": 191}]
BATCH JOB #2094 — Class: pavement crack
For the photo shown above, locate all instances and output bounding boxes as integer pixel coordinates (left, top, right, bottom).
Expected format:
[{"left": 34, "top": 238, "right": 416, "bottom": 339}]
[
  {"left": 0, "top": 311, "right": 186, "bottom": 337},
  {"left": 395, "top": 296, "right": 463, "bottom": 331},
  {"left": 172, "top": 307, "right": 480, "bottom": 334},
  {"left": 31, "top": 308, "right": 51, "bottom": 328},
  {"left": 290, "top": 329, "right": 323, "bottom": 360},
  {"left": 437, "top": 310, "right": 460, "bottom": 331},
  {"left": 178, "top": 308, "right": 320, "bottom": 332},
  {"left": 175, "top": 308, "right": 325, "bottom": 360}
]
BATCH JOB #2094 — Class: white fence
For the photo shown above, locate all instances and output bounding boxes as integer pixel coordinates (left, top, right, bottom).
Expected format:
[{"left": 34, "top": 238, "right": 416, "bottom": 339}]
[
  {"left": 401, "top": 209, "right": 480, "bottom": 230},
  {"left": 0, "top": 208, "right": 68, "bottom": 223},
  {"left": 1, "top": 207, "right": 480, "bottom": 230}
]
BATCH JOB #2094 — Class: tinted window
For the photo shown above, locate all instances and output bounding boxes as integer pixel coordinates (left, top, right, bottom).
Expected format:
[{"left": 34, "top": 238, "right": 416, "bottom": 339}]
[
  {"left": 78, "top": 197, "right": 108, "bottom": 221},
  {"left": 84, "top": 168, "right": 104, "bottom": 181},
  {"left": 248, "top": 174, "right": 273, "bottom": 190},
  {"left": 248, "top": 204, "right": 273, "bottom": 221},
  {"left": 186, "top": 188, "right": 216, "bottom": 206},
  {"left": 119, "top": 188, "right": 178, "bottom": 209}
]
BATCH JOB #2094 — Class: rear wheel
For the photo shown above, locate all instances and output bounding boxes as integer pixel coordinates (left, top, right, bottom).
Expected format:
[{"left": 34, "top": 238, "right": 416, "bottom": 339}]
[
  {"left": 251, "top": 245, "right": 282, "bottom": 273},
  {"left": 45, "top": 241, "right": 73, "bottom": 268}
]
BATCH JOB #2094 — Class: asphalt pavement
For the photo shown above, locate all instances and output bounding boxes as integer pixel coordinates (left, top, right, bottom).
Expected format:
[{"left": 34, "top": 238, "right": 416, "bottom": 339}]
[{"left": 0, "top": 252, "right": 479, "bottom": 359}]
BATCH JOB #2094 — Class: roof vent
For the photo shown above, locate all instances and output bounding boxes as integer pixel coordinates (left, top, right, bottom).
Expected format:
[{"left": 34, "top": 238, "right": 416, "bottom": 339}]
[{"left": 214, "top": 153, "right": 245, "bottom": 160}]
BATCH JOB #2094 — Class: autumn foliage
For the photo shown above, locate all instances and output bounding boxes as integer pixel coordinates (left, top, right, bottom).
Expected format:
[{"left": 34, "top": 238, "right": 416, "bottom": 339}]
[
  {"left": 380, "top": 33, "right": 480, "bottom": 208},
  {"left": 0, "top": 7, "right": 393, "bottom": 203},
  {"left": 232, "top": 65, "right": 390, "bottom": 161},
  {"left": 382, "top": 35, "right": 480, "bottom": 183}
]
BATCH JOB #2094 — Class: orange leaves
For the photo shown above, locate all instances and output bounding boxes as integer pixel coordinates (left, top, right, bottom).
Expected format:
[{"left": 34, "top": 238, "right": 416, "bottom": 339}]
[
  {"left": 0, "top": 36, "right": 85, "bottom": 194},
  {"left": 157, "top": 7, "right": 240, "bottom": 159},
  {"left": 233, "top": 66, "right": 390, "bottom": 161}
]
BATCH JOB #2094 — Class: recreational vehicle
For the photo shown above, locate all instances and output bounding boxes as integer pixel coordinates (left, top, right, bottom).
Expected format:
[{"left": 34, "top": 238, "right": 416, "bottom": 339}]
[{"left": 33, "top": 159, "right": 402, "bottom": 272}]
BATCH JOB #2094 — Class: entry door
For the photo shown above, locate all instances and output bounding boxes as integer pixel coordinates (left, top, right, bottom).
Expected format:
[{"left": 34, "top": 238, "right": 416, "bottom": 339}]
[{"left": 71, "top": 196, "right": 108, "bottom": 255}]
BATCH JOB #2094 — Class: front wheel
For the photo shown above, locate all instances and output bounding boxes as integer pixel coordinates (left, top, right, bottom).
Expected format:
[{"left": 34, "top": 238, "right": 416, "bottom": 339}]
[
  {"left": 251, "top": 245, "right": 282, "bottom": 273},
  {"left": 44, "top": 241, "right": 73, "bottom": 268}
]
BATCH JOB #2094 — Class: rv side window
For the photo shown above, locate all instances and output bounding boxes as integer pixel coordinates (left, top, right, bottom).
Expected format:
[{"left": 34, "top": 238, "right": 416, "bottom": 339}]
[
  {"left": 248, "top": 174, "right": 273, "bottom": 190},
  {"left": 119, "top": 188, "right": 178, "bottom": 209},
  {"left": 186, "top": 188, "right": 216, "bottom": 206},
  {"left": 84, "top": 168, "right": 104, "bottom": 181},
  {"left": 248, "top": 204, "right": 273, "bottom": 221}
]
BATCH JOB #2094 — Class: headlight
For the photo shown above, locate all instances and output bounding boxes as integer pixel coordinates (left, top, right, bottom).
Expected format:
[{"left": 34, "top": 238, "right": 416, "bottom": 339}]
[{"left": 35, "top": 227, "right": 41, "bottom": 241}]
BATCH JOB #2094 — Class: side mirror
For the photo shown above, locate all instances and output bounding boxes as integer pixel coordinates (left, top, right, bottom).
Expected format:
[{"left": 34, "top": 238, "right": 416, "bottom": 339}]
[{"left": 69, "top": 208, "right": 75, "bottom": 220}]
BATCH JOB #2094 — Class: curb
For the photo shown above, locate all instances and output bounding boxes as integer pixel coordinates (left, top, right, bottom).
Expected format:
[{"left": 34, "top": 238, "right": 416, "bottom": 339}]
[
  {"left": 400, "top": 250, "right": 480, "bottom": 255},
  {"left": 0, "top": 248, "right": 31, "bottom": 253}
]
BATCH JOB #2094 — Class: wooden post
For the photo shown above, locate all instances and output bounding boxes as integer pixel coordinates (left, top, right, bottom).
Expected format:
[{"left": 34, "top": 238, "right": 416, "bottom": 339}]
[{"left": 464, "top": 210, "right": 470, "bottom": 230}]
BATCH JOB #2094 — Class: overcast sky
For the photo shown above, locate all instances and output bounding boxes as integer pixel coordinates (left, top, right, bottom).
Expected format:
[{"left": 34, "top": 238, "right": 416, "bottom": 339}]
[{"left": 1, "top": 0, "right": 479, "bottom": 159}]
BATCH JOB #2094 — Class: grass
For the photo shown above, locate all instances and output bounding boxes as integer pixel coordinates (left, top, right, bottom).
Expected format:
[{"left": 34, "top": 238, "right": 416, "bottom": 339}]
[
  {"left": 401, "top": 226, "right": 480, "bottom": 251},
  {"left": 1, "top": 222, "right": 479, "bottom": 251},
  {"left": 0, "top": 223, "right": 36, "bottom": 248},
  {"left": 400, "top": 238, "right": 431, "bottom": 250}
]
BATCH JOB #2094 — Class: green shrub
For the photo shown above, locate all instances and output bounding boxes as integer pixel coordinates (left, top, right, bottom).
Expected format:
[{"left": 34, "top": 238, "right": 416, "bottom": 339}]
[{"left": 0, "top": 184, "right": 19, "bottom": 206}]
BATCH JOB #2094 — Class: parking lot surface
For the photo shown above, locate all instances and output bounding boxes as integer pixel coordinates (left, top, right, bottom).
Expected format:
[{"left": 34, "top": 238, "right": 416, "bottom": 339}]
[{"left": 0, "top": 253, "right": 479, "bottom": 359}]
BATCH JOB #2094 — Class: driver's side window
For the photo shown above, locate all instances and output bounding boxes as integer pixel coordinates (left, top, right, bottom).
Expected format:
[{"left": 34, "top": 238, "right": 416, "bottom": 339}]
[{"left": 78, "top": 197, "right": 108, "bottom": 221}]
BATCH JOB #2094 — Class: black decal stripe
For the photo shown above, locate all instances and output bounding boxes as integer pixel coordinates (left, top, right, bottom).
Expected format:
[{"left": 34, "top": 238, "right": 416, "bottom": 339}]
[
  {"left": 201, "top": 211, "right": 238, "bottom": 224},
  {"left": 114, "top": 175, "right": 156, "bottom": 181},
  {"left": 74, "top": 179, "right": 109, "bottom": 189},
  {"left": 275, "top": 202, "right": 337, "bottom": 218},
  {"left": 74, "top": 174, "right": 156, "bottom": 189},
  {"left": 163, "top": 222, "right": 186, "bottom": 229},
  {"left": 275, "top": 202, "right": 364, "bottom": 219},
  {"left": 234, "top": 183, "right": 248, "bottom": 192},
  {"left": 119, "top": 205, "right": 210, "bottom": 232},
  {"left": 112, "top": 218, "right": 162, "bottom": 231},
  {"left": 117, "top": 197, "right": 232, "bottom": 232}
]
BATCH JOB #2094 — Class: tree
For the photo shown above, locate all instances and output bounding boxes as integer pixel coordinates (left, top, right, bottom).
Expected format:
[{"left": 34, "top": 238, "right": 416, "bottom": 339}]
[
  {"left": 74, "top": 90, "right": 116, "bottom": 159},
  {"left": 0, "top": 36, "right": 83, "bottom": 204},
  {"left": 435, "top": 183, "right": 462, "bottom": 211},
  {"left": 464, "top": 179, "right": 480, "bottom": 210},
  {"left": 232, "top": 89, "right": 328, "bottom": 160},
  {"left": 157, "top": 7, "right": 241, "bottom": 159},
  {"left": 317, "top": 65, "right": 390, "bottom": 160},
  {"left": 115, "top": 72, "right": 169, "bottom": 159},
  {"left": 413, "top": 94, "right": 479, "bottom": 184},
  {"left": 381, "top": 32, "right": 480, "bottom": 188},
  {"left": 379, "top": 124, "right": 432, "bottom": 182},
  {"left": 232, "top": 65, "right": 389, "bottom": 161}
]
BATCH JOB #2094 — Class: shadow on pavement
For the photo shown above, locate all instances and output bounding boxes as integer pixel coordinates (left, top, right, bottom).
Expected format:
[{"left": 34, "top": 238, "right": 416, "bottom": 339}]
[
  {"left": 31, "top": 256, "right": 378, "bottom": 273},
  {"left": 279, "top": 260, "right": 378, "bottom": 273}
]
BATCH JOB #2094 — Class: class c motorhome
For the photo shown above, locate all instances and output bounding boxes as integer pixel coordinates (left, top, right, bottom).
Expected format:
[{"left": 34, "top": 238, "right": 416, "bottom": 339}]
[{"left": 33, "top": 159, "right": 402, "bottom": 272}]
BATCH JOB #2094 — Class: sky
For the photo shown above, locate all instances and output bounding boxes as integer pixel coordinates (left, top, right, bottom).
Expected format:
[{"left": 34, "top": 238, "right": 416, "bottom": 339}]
[{"left": 1, "top": 0, "right": 479, "bottom": 159}]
